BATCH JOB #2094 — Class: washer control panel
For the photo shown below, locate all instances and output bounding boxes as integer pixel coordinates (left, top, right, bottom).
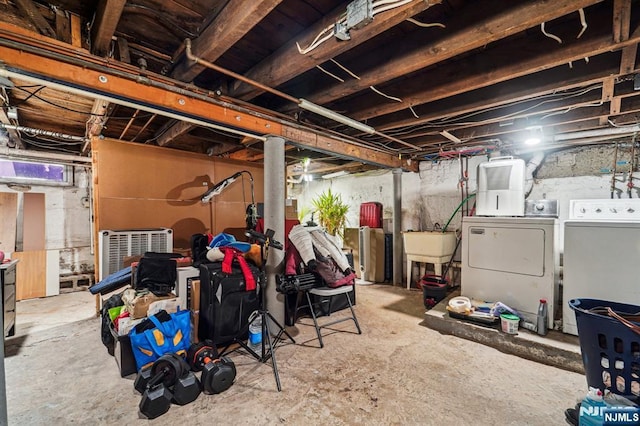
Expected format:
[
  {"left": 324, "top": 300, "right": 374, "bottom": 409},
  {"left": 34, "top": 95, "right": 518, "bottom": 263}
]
[{"left": 570, "top": 199, "right": 640, "bottom": 220}]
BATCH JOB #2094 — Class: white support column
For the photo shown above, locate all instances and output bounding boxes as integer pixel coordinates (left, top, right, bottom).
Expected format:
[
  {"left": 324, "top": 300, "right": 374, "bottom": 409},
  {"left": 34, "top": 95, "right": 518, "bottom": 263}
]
[
  {"left": 392, "top": 168, "right": 403, "bottom": 286},
  {"left": 264, "top": 136, "right": 286, "bottom": 325}
]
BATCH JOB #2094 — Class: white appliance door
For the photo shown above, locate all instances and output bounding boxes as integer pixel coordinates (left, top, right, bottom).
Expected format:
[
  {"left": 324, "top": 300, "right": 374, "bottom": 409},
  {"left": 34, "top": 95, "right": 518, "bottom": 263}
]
[
  {"left": 563, "top": 222, "right": 640, "bottom": 335},
  {"left": 468, "top": 226, "right": 545, "bottom": 276}
]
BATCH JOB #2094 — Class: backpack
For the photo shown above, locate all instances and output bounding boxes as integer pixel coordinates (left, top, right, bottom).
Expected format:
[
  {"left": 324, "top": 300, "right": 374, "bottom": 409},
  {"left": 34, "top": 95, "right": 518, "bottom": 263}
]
[
  {"left": 101, "top": 291, "right": 124, "bottom": 355},
  {"left": 191, "top": 233, "right": 210, "bottom": 268}
]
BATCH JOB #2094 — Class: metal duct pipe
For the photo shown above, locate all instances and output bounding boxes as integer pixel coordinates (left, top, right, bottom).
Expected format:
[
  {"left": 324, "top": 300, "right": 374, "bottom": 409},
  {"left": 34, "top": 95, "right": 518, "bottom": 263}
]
[
  {"left": 0, "top": 146, "right": 92, "bottom": 164},
  {"left": 0, "top": 123, "right": 87, "bottom": 142},
  {"left": 553, "top": 125, "right": 640, "bottom": 141}
]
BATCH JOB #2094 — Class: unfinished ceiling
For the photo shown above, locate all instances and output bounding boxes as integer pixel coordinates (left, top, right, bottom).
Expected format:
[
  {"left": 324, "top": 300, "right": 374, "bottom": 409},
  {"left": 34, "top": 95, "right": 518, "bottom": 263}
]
[{"left": 0, "top": 0, "right": 639, "bottom": 176}]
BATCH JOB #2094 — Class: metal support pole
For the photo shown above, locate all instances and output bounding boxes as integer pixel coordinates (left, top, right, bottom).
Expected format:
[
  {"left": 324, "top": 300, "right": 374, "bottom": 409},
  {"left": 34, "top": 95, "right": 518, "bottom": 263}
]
[
  {"left": 264, "top": 136, "right": 286, "bottom": 325},
  {"left": 392, "top": 169, "right": 403, "bottom": 286}
]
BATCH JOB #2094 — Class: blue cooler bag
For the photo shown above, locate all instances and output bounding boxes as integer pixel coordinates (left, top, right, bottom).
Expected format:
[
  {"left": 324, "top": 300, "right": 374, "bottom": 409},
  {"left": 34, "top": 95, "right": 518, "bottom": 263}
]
[{"left": 129, "top": 309, "right": 191, "bottom": 370}]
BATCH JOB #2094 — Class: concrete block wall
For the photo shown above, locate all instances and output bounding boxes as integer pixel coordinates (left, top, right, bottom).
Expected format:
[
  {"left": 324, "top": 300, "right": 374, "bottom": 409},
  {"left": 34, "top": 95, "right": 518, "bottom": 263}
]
[
  {"left": 6, "top": 166, "right": 93, "bottom": 276},
  {"left": 290, "top": 145, "right": 630, "bottom": 279}
]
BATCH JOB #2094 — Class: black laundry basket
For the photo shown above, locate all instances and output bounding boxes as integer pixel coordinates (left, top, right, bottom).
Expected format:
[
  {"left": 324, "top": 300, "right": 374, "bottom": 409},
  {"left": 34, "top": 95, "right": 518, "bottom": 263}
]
[{"left": 570, "top": 298, "right": 640, "bottom": 402}]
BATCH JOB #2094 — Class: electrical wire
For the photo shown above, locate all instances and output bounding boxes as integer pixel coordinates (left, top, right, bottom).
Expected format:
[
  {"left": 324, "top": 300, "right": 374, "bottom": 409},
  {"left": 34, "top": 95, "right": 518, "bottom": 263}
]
[
  {"left": 14, "top": 85, "right": 157, "bottom": 120},
  {"left": 541, "top": 22, "right": 562, "bottom": 44},
  {"left": 577, "top": 8, "right": 587, "bottom": 39},
  {"left": 316, "top": 65, "right": 344, "bottom": 82},
  {"left": 13, "top": 86, "right": 45, "bottom": 106},
  {"left": 22, "top": 137, "right": 83, "bottom": 153},
  {"left": 370, "top": 85, "right": 402, "bottom": 102},
  {"left": 296, "top": 24, "right": 336, "bottom": 54},
  {"left": 406, "top": 18, "right": 445, "bottom": 29},
  {"left": 386, "top": 83, "right": 603, "bottom": 136},
  {"left": 373, "top": 0, "right": 414, "bottom": 15},
  {"left": 330, "top": 59, "right": 361, "bottom": 80}
]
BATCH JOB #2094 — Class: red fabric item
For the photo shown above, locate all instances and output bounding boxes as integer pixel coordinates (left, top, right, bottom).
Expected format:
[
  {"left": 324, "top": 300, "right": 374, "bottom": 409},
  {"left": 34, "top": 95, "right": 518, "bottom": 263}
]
[
  {"left": 284, "top": 243, "right": 303, "bottom": 275},
  {"left": 113, "top": 310, "right": 130, "bottom": 332},
  {"left": 220, "top": 247, "right": 256, "bottom": 291}
]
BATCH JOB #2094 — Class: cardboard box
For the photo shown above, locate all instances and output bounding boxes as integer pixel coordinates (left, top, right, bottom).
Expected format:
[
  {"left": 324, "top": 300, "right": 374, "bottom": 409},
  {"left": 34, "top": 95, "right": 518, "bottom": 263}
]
[
  {"left": 190, "top": 279, "right": 200, "bottom": 343},
  {"left": 285, "top": 199, "right": 298, "bottom": 220}
]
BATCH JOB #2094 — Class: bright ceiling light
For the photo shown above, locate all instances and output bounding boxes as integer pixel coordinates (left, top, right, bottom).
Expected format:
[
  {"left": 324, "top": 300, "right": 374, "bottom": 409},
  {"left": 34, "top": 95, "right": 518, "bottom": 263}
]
[
  {"left": 524, "top": 137, "right": 541, "bottom": 145},
  {"left": 322, "top": 170, "right": 349, "bottom": 179},
  {"left": 524, "top": 126, "right": 543, "bottom": 146}
]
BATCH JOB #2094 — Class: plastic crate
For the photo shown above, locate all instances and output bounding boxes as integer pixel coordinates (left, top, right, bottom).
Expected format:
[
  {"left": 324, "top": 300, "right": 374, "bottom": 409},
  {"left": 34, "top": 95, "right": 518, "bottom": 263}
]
[{"left": 569, "top": 298, "right": 640, "bottom": 401}]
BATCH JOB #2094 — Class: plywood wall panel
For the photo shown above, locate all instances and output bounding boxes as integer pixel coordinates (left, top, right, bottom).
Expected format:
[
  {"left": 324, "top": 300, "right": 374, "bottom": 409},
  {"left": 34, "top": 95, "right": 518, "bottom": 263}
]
[
  {"left": 23, "top": 192, "right": 45, "bottom": 251},
  {"left": 13, "top": 250, "right": 46, "bottom": 300},
  {"left": 0, "top": 192, "right": 18, "bottom": 253},
  {"left": 92, "top": 138, "right": 264, "bottom": 251}
]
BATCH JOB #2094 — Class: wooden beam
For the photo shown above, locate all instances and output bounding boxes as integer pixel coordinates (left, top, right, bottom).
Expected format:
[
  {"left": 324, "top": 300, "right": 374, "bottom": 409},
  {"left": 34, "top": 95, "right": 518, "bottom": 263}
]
[
  {"left": 86, "top": 99, "right": 109, "bottom": 138},
  {"left": 117, "top": 37, "right": 131, "bottom": 64},
  {"left": 14, "top": 0, "right": 56, "bottom": 39},
  {"left": 0, "top": 108, "right": 24, "bottom": 149},
  {"left": 0, "top": 37, "right": 409, "bottom": 170},
  {"left": 90, "top": 0, "right": 127, "bottom": 56},
  {"left": 70, "top": 13, "right": 82, "bottom": 48},
  {"left": 282, "top": 125, "right": 416, "bottom": 171},
  {"left": 229, "top": 144, "right": 295, "bottom": 161},
  {"left": 375, "top": 55, "right": 617, "bottom": 132},
  {"left": 54, "top": 8, "right": 71, "bottom": 44},
  {"left": 304, "top": 0, "right": 604, "bottom": 107},
  {"left": 600, "top": 77, "right": 616, "bottom": 125},
  {"left": 352, "top": 29, "right": 638, "bottom": 122},
  {"left": 230, "top": 0, "right": 439, "bottom": 100},
  {"left": 172, "top": 0, "right": 284, "bottom": 82},
  {"left": 156, "top": 120, "right": 194, "bottom": 147},
  {"left": 613, "top": 0, "right": 631, "bottom": 43},
  {"left": 619, "top": 45, "right": 638, "bottom": 74}
]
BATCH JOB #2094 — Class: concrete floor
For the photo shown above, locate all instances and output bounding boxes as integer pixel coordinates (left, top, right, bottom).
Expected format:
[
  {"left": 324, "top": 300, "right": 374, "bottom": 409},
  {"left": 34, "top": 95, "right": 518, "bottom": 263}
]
[{"left": 5, "top": 284, "right": 586, "bottom": 425}]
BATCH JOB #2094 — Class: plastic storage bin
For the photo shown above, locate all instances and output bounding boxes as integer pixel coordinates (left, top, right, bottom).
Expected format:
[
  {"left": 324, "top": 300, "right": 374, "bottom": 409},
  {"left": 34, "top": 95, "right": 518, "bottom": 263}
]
[{"left": 569, "top": 298, "right": 640, "bottom": 401}]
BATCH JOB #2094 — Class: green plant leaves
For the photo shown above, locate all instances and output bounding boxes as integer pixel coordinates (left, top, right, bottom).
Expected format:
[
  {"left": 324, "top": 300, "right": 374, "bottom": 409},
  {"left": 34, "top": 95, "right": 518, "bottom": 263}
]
[{"left": 311, "top": 188, "right": 349, "bottom": 236}]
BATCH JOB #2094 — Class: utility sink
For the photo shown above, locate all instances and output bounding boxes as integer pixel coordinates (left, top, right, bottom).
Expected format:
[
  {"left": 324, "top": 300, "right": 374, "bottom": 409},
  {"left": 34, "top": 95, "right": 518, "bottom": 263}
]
[{"left": 403, "top": 231, "right": 457, "bottom": 257}]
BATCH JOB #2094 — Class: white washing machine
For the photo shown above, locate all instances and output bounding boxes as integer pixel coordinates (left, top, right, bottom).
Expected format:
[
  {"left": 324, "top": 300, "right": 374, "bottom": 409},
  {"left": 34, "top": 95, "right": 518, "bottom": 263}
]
[
  {"left": 462, "top": 216, "right": 559, "bottom": 328},
  {"left": 563, "top": 199, "right": 640, "bottom": 335}
]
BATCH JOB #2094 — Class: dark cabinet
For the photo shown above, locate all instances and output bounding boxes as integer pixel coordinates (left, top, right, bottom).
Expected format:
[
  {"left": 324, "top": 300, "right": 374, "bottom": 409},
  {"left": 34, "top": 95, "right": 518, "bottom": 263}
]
[{"left": 0, "top": 260, "right": 17, "bottom": 337}]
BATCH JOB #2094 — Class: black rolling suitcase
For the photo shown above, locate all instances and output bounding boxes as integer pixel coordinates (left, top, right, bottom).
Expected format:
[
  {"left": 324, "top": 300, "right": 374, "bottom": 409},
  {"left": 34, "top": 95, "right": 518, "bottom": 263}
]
[{"left": 198, "top": 262, "right": 260, "bottom": 345}]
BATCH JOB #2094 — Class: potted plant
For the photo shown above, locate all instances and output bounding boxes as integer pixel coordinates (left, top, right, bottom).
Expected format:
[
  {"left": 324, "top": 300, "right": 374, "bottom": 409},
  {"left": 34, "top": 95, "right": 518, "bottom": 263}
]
[{"left": 311, "top": 188, "right": 349, "bottom": 237}]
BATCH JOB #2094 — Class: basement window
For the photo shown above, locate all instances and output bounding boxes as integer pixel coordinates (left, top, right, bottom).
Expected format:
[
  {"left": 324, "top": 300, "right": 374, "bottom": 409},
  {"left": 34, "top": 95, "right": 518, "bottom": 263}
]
[{"left": 0, "top": 159, "right": 70, "bottom": 185}]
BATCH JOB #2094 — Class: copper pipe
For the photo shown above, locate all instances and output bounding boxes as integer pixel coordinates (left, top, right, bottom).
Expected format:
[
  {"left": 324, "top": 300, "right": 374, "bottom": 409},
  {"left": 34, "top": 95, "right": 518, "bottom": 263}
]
[{"left": 184, "top": 39, "right": 299, "bottom": 105}]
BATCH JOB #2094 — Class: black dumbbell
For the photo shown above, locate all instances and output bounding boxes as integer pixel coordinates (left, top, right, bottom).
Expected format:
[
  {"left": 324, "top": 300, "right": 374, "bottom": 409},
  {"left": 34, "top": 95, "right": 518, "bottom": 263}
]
[
  {"left": 138, "top": 353, "right": 201, "bottom": 419},
  {"left": 187, "top": 341, "right": 237, "bottom": 395},
  {"left": 138, "top": 354, "right": 184, "bottom": 419}
]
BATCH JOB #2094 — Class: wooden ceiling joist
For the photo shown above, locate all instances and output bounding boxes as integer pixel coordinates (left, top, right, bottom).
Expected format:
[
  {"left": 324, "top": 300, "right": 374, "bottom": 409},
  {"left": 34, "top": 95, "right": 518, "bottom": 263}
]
[
  {"left": 230, "top": 0, "right": 439, "bottom": 101},
  {"left": 375, "top": 55, "right": 618, "bottom": 132},
  {"left": 14, "top": 0, "right": 56, "bottom": 39},
  {"left": 0, "top": 38, "right": 412, "bottom": 170},
  {"left": 304, "top": 0, "right": 604, "bottom": 108},
  {"left": 171, "top": 0, "right": 285, "bottom": 82},
  {"left": 352, "top": 28, "right": 640, "bottom": 124},
  {"left": 90, "top": 0, "right": 127, "bottom": 56},
  {"left": 163, "top": 0, "right": 284, "bottom": 146}
]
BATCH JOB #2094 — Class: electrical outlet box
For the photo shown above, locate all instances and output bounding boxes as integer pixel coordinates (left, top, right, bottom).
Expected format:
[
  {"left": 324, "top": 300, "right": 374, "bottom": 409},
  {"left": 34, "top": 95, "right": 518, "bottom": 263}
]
[
  {"left": 346, "top": 0, "right": 373, "bottom": 30},
  {"left": 334, "top": 22, "right": 351, "bottom": 41}
]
